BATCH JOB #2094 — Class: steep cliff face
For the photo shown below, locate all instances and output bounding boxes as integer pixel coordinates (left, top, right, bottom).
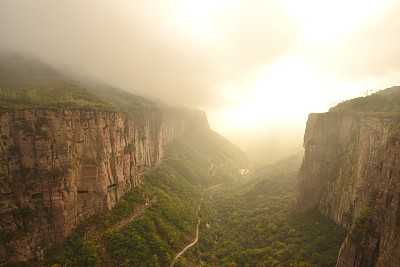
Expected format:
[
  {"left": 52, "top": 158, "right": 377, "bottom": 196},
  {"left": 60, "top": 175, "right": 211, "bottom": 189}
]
[
  {"left": 0, "top": 108, "right": 207, "bottom": 263},
  {"left": 293, "top": 112, "right": 400, "bottom": 266}
]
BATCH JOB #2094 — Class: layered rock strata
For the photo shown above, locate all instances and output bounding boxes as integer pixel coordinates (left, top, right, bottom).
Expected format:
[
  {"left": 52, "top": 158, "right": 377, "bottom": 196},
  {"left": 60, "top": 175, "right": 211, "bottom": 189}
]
[
  {"left": 0, "top": 108, "right": 206, "bottom": 263},
  {"left": 293, "top": 112, "right": 400, "bottom": 267}
]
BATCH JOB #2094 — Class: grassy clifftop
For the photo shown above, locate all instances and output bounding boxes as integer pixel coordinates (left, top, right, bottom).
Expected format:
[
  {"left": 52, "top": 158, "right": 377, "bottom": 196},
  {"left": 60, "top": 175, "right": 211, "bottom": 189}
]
[
  {"left": 329, "top": 86, "right": 400, "bottom": 114},
  {"left": 0, "top": 54, "right": 156, "bottom": 112}
]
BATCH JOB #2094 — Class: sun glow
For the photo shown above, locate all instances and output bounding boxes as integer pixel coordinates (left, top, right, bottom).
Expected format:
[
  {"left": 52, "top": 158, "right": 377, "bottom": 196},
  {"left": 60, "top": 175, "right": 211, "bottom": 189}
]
[
  {"left": 209, "top": 57, "right": 323, "bottom": 129},
  {"left": 283, "top": 0, "right": 392, "bottom": 46},
  {"left": 205, "top": 0, "right": 400, "bottom": 140},
  {"left": 175, "top": 0, "right": 222, "bottom": 43},
  {"left": 207, "top": 55, "right": 399, "bottom": 137}
]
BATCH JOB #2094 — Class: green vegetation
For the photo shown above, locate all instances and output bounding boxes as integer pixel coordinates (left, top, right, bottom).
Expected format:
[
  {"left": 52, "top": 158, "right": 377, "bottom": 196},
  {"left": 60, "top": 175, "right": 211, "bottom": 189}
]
[
  {"left": 3, "top": 53, "right": 349, "bottom": 265},
  {"left": 330, "top": 86, "right": 400, "bottom": 114},
  {"left": 177, "top": 153, "right": 347, "bottom": 267},
  {"left": 41, "top": 234, "right": 97, "bottom": 267},
  {"left": 42, "top": 129, "right": 244, "bottom": 267},
  {"left": 78, "top": 79, "right": 158, "bottom": 112},
  {"left": 166, "top": 129, "right": 246, "bottom": 186},
  {"left": 0, "top": 206, "right": 37, "bottom": 243},
  {"left": 40, "top": 129, "right": 347, "bottom": 267},
  {"left": 0, "top": 54, "right": 156, "bottom": 112},
  {"left": 103, "top": 129, "right": 245, "bottom": 266},
  {"left": 42, "top": 161, "right": 203, "bottom": 267},
  {"left": 105, "top": 163, "right": 201, "bottom": 266},
  {"left": 101, "top": 187, "right": 146, "bottom": 227},
  {"left": 351, "top": 191, "right": 378, "bottom": 248}
]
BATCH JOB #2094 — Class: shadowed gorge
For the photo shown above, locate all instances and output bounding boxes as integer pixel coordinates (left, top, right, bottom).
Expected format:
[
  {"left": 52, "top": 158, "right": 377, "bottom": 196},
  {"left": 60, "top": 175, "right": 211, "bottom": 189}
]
[
  {"left": 40, "top": 124, "right": 247, "bottom": 266},
  {"left": 1, "top": 2, "right": 400, "bottom": 263},
  {"left": 0, "top": 56, "right": 211, "bottom": 264},
  {"left": 0, "top": 55, "right": 349, "bottom": 267}
]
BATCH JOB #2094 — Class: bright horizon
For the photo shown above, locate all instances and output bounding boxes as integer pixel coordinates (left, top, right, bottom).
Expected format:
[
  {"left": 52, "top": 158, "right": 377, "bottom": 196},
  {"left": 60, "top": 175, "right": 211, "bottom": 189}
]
[
  {"left": 206, "top": 54, "right": 398, "bottom": 152},
  {"left": 1, "top": 0, "right": 400, "bottom": 158},
  {"left": 199, "top": 0, "right": 400, "bottom": 142}
]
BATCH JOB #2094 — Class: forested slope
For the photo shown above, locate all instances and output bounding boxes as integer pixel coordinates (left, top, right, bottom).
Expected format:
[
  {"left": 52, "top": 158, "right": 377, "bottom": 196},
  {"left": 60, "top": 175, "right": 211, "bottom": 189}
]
[
  {"left": 37, "top": 128, "right": 245, "bottom": 267},
  {"left": 178, "top": 152, "right": 347, "bottom": 267}
]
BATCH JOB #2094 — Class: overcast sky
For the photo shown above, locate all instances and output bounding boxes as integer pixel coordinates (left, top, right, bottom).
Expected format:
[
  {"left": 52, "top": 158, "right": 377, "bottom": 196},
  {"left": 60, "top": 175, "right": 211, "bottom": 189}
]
[{"left": 1, "top": 0, "right": 400, "bottom": 157}]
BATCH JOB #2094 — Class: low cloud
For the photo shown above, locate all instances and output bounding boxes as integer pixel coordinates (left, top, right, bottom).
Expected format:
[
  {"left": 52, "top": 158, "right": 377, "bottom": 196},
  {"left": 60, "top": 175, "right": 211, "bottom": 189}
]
[
  {"left": 307, "top": 1, "right": 400, "bottom": 80},
  {"left": 0, "top": 0, "right": 299, "bottom": 108},
  {"left": 2, "top": 0, "right": 400, "bottom": 160}
]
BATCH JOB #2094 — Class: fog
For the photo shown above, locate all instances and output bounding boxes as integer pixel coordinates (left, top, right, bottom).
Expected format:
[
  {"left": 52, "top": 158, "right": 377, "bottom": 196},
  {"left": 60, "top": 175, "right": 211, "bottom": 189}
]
[{"left": 1, "top": 0, "right": 400, "bottom": 162}]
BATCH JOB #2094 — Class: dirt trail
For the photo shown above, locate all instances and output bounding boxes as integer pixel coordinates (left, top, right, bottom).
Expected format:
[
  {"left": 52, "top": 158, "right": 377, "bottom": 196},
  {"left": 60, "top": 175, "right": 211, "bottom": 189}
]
[
  {"left": 109, "top": 197, "right": 156, "bottom": 232},
  {"left": 170, "top": 182, "right": 223, "bottom": 267},
  {"left": 84, "top": 197, "right": 156, "bottom": 267},
  {"left": 170, "top": 161, "right": 249, "bottom": 266},
  {"left": 208, "top": 162, "right": 214, "bottom": 176}
]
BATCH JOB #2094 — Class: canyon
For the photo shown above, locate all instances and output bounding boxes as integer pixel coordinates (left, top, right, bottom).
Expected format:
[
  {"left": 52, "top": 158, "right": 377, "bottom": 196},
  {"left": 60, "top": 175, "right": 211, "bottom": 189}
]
[
  {"left": 2, "top": 55, "right": 400, "bottom": 266},
  {"left": 0, "top": 107, "right": 208, "bottom": 264}
]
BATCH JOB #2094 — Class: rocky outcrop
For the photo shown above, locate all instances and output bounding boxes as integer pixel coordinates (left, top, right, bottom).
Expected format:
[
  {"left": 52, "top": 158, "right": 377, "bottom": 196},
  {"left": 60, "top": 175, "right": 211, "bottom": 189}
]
[
  {"left": 0, "top": 108, "right": 208, "bottom": 264},
  {"left": 293, "top": 112, "right": 400, "bottom": 267}
]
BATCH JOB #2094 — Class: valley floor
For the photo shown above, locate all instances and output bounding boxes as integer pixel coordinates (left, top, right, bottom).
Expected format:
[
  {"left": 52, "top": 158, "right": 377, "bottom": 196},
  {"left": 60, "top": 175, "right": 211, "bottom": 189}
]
[
  {"left": 175, "top": 153, "right": 347, "bottom": 267},
  {"left": 33, "top": 131, "right": 346, "bottom": 267}
]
